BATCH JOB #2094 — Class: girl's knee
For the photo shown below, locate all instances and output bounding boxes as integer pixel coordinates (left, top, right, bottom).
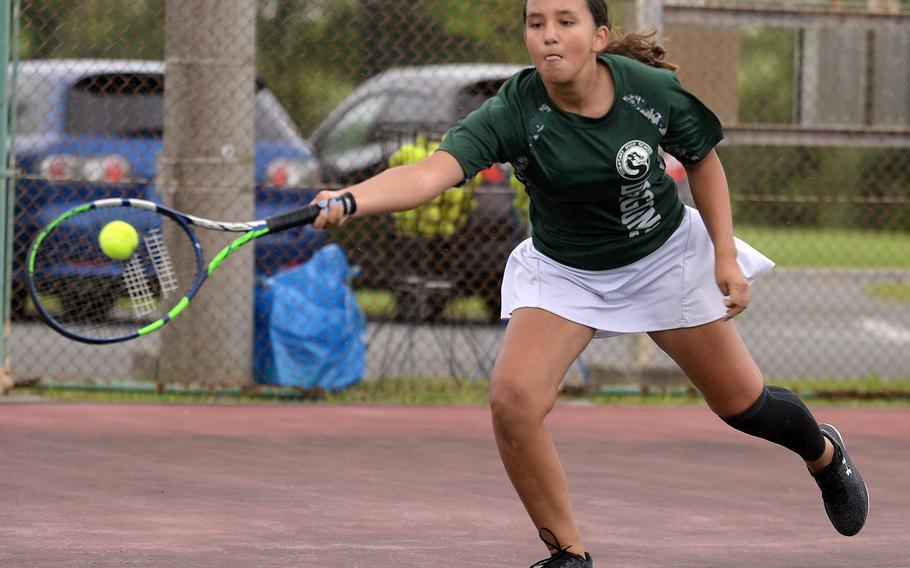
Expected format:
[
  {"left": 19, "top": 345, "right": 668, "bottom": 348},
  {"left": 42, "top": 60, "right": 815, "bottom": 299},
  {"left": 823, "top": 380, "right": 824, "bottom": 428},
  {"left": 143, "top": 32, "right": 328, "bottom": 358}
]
[{"left": 489, "top": 377, "right": 555, "bottom": 426}]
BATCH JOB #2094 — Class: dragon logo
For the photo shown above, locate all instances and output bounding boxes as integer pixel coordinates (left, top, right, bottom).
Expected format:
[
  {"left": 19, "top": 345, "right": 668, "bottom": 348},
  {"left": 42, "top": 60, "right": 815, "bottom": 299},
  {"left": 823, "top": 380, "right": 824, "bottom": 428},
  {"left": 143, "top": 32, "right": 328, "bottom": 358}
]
[{"left": 616, "top": 140, "right": 653, "bottom": 181}]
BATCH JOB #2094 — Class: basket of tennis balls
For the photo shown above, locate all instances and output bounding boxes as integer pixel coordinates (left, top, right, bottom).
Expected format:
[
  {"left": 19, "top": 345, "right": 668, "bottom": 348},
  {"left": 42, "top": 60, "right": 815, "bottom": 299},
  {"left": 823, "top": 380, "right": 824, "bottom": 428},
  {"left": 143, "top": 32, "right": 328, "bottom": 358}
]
[{"left": 388, "top": 136, "right": 479, "bottom": 239}]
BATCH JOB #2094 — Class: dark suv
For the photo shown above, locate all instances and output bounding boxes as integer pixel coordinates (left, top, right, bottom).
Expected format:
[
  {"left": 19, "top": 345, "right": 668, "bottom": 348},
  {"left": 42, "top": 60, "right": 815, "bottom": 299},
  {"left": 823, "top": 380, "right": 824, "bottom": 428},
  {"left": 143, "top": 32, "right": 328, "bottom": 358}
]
[{"left": 309, "top": 63, "right": 527, "bottom": 321}]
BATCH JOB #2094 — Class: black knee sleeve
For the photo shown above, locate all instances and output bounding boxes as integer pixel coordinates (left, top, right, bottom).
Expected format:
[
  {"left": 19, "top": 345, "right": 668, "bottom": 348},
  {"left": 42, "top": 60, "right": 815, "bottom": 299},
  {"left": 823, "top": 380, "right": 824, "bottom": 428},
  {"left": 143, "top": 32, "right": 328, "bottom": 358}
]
[{"left": 721, "top": 386, "right": 826, "bottom": 461}]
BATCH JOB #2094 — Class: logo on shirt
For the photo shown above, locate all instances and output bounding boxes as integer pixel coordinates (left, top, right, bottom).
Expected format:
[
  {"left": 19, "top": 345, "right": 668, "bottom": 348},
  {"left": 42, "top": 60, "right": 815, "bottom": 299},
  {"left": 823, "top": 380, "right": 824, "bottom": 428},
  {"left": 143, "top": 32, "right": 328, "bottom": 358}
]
[
  {"left": 616, "top": 140, "right": 652, "bottom": 181},
  {"left": 620, "top": 180, "right": 661, "bottom": 238},
  {"left": 527, "top": 104, "right": 552, "bottom": 148}
]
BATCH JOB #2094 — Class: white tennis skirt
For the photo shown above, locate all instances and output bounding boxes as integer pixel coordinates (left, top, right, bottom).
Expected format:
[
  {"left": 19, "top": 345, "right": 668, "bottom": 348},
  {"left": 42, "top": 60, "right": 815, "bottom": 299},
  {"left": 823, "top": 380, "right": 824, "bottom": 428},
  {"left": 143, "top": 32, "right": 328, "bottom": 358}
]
[{"left": 500, "top": 206, "right": 775, "bottom": 338}]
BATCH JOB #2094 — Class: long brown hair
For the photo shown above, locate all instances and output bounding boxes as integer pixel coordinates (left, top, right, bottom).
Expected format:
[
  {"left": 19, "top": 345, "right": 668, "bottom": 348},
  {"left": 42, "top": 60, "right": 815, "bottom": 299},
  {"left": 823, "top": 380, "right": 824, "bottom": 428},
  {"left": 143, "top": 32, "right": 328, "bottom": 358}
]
[{"left": 523, "top": 0, "right": 677, "bottom": 72}]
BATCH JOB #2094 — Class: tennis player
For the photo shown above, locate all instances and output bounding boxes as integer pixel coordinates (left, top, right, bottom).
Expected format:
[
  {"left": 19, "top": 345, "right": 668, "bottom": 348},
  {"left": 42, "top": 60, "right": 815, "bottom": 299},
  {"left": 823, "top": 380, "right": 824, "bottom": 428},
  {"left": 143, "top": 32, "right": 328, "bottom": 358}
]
[{"left": 312, "top": 0, "right": 869, "bottom": 564}]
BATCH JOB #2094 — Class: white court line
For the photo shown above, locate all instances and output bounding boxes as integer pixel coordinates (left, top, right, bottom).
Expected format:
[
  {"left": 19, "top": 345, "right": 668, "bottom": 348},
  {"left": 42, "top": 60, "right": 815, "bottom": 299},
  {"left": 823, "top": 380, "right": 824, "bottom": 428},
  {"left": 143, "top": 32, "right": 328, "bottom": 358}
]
[{"left": 861, "top": 318, "right": 910, "bottom": 344}]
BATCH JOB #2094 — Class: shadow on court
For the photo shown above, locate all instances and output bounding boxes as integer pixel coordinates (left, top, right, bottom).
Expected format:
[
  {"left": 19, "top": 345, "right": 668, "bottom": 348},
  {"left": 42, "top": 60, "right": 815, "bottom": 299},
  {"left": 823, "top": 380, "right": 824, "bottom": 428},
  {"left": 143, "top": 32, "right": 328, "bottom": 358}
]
[{"left": 1, "top": 401, "right": 907, "bottom": 567}]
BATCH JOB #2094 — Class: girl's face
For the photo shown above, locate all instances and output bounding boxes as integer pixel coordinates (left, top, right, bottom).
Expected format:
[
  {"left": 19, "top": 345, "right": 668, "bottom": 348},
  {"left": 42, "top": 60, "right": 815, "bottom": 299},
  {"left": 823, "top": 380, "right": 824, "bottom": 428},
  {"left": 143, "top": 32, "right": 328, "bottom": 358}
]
[{"left": 524, "top": 0, "right": 608, "bottom": 85}]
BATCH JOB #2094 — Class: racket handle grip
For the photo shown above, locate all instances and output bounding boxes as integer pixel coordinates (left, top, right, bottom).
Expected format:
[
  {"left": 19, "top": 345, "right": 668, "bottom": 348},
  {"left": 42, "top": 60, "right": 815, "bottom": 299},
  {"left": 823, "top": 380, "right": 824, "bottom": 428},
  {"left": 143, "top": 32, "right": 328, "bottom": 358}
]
[{"left": 265, "top": 192, "right": 357, "bottom": 233}]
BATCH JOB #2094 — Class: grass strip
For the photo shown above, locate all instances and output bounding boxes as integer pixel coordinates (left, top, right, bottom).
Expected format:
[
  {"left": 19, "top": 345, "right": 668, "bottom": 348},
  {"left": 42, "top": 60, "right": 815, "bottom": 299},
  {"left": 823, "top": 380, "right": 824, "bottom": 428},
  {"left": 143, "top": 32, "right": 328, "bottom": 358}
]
[{"left": 14, "top": 376, "right": 910, "bottom": 406}]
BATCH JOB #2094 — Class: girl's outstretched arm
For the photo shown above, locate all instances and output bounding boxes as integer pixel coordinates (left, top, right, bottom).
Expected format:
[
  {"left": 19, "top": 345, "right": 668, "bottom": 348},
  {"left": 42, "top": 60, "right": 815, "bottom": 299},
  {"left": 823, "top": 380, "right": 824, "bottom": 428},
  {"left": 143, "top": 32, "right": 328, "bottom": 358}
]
[{"left": 311, "top": 150, "right": 466, "bottom": 228}]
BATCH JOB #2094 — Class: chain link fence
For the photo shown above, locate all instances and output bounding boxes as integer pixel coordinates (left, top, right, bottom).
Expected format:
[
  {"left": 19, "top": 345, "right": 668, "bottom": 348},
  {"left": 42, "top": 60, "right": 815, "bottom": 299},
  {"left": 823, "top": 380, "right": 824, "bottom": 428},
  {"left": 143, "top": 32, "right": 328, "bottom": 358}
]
[{"left": 5, "top": 0, "right": 909, "bottom": 391}]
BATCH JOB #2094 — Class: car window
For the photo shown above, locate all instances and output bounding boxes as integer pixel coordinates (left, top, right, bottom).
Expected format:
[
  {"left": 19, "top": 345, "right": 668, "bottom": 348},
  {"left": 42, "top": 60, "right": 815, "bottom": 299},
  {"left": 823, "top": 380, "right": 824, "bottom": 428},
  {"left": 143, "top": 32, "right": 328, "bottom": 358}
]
[
  {"left": 65, "top": 73, "right": 165, "bottom": 138},
  {"left": 61, "top": 71, "right": 300, "bottom": 142},
  {"left": 321, "top": 95, "right": 388, "bottom": 156},
  {"left": 453, "top": 79, "right": 505, "bottom": 121}
]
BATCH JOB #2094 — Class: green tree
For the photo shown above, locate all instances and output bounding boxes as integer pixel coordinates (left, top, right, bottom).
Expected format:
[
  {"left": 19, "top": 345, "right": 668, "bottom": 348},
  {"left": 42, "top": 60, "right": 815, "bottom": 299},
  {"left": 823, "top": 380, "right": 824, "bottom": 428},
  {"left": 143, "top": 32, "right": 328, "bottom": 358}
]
[
  {"left": 417, "top": 0, "right": 527, "bottom": 63},
  {"left": 21, "top": 0, "right": 164, "bottom": 60}
]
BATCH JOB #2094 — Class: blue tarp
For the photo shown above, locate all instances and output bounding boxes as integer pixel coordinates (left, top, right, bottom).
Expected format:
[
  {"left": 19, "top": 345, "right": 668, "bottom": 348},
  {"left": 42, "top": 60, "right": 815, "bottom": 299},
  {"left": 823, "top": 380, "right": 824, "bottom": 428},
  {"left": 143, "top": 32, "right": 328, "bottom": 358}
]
[{"left": 254, "top": 244, "right": 365, "bottom": 389}]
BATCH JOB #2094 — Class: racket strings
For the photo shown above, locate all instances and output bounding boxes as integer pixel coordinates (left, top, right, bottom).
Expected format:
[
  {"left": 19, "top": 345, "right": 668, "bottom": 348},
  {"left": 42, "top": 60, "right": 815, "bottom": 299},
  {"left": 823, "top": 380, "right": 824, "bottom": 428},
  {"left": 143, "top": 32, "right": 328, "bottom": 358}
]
[
  {"left": 143, "top": 227, "right": 179, "bottom": 299},
  {"left": 29, "top": 206, "right": 199, "bottom": 340},
  {"left": 122, "top": 254, "right": 158, "bottom": 318}
]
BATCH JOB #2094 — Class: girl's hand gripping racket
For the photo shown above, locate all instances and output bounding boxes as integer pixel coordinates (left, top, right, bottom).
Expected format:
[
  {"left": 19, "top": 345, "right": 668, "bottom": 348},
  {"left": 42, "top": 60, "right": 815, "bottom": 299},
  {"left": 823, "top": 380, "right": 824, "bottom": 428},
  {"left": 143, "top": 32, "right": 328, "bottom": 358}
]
[{"left": 25, "top": 193, "right": 356, "bottom": 344}]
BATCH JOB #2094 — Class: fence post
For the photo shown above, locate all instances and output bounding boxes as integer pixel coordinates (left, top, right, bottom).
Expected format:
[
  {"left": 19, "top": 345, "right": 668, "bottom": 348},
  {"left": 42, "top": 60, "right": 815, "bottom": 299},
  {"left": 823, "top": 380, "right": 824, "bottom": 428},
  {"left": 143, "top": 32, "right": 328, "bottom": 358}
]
[
  {"left": 0, "top": 0, "right": 14, "bottom": 394},
  {"left": 868, "top": 0, "right": 908, "bottom": 126},
  {"left": 636, "top": 0, "right": 663, "bottom": 36},
  {"left": 156, "top": 0, "right": 257, "bottom": 387},
  {"left": 631, "top": 0, "right": 663, "bottom": 375}
]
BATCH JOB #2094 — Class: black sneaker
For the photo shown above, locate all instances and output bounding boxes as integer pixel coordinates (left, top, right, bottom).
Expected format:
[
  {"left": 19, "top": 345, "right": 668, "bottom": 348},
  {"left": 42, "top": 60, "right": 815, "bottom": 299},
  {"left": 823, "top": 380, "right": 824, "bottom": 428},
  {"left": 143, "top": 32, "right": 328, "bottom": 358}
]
[
  {"left": 812, "top": 423, "right": 869, "bottom": 536},
  {"left": 529, "top": 528, "right": 593, "bottom": 568}
]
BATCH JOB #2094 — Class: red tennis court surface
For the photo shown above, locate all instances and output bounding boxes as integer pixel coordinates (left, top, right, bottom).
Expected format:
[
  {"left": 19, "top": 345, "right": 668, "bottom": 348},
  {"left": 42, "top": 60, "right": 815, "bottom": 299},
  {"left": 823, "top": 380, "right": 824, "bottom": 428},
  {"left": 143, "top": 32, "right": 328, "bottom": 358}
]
[{"left": 1, "top": 401, "right": 907, "bottom": 567}]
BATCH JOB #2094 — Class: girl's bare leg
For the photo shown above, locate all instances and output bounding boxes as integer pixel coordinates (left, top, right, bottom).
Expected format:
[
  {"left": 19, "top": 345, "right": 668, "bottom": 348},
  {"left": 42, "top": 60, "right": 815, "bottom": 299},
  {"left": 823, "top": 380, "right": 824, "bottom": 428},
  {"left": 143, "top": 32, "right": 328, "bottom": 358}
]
[{"left": 489, "top": 307, "right": 595, "bottom": 556}]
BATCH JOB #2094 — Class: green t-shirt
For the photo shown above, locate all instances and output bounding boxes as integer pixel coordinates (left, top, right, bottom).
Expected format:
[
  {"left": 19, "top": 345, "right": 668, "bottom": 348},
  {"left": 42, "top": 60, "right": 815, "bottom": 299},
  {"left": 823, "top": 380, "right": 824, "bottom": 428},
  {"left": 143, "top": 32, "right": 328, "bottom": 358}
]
[{"left": 438, "top": 53, "right": 724, "bottom": 270}]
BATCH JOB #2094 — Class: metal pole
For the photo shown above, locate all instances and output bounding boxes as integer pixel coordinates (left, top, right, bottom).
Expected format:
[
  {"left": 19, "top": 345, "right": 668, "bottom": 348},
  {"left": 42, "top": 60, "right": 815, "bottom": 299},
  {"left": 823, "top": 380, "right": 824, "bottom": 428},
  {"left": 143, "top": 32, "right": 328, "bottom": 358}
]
[{"left": 0, "top": 0, "right": 14, "bottom": 394}]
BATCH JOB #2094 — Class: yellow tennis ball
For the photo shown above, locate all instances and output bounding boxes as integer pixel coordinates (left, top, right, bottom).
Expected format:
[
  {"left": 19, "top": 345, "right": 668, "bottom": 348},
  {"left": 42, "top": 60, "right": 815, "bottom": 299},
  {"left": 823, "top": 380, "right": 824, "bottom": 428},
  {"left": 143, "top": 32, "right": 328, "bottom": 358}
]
[
  {"left": 422, "top": 205, "right": 442, "bottom": 223},
  {"left": 98, "top": 220, "right": 139, "bottom": 260}
]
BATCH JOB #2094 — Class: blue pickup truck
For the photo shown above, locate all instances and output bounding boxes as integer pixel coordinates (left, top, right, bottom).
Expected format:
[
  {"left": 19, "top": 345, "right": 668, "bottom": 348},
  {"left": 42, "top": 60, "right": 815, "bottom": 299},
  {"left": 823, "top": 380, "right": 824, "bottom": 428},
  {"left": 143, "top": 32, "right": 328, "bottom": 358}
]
[{"left": 12, "top": 59, "right": 327, "bottom": 319}]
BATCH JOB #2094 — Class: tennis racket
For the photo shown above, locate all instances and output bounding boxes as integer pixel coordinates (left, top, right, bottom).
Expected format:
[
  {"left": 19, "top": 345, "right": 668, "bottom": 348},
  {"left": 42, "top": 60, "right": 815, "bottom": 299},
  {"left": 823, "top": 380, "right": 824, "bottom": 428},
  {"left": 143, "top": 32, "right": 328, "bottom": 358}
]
[{"left": 26, "top": 193, "right": 356, "bottom": 344}]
